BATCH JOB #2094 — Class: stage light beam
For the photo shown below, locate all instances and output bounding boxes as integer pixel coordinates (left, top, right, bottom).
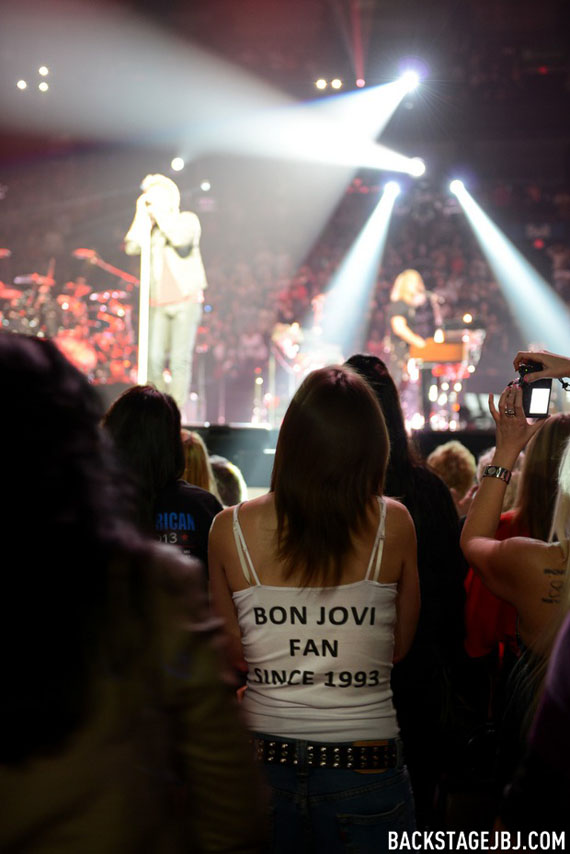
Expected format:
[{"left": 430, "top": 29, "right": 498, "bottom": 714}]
[
  {"left": 321, "top": 183, "right": 400, "bottom": 355},
  {"left": 452, "top": 182, "right": 570, "bottom": 353}
]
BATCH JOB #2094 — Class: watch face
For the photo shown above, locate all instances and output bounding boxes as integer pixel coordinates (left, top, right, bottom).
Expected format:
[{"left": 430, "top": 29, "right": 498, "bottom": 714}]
[{"left": 488, "top": 466, "right": 498, "bottom": 475}]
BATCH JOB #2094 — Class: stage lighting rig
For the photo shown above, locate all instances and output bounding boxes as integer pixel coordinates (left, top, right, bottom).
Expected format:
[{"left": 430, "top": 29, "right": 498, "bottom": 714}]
[
  {"left": 400, "top": 70, "right": 420, "bottom": 92},
  {"left": 384, "top": 181, "right": 401, "bottom": 197},
  {"left": 409, "top": 157, "right": 426, "bottom": 177}
]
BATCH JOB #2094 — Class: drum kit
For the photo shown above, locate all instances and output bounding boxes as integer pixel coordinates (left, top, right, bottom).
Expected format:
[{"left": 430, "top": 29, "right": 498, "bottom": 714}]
[{"left": 0, "top": 251, "right": 138, "bottom": 384}]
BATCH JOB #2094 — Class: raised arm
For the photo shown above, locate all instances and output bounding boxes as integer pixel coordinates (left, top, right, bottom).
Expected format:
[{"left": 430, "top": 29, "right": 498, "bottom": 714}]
[
  {"left": 123, "top": 194, "right": 151, "bottom": 256},
  {"left": 513, "top": 350, "right": 570, "bottom": 382},
  {"left": 460, "top": 385, "right": 545, "bottom": 602},
  {"left": 151, "top": 209, "right": 201, "bottom": 250}
]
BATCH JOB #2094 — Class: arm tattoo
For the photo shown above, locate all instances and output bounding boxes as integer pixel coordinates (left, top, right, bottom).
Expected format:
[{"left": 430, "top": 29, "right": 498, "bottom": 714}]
[{"left": 541, "top": 567, "right": 565, "bottom": 605}]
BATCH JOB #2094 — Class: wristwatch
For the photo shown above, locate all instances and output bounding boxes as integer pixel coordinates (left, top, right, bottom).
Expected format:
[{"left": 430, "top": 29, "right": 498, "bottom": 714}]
[{"left": 482, "top": 464, "right": 512, "bottom": 484}]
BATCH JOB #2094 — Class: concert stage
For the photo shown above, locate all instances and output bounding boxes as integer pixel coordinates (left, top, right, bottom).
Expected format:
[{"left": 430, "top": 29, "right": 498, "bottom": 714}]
[{"left": 187, "top": 423, "right": 496, "bottom": 489}]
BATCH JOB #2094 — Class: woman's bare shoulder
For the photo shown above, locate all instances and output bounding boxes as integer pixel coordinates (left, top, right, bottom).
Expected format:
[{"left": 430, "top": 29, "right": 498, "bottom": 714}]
[{"left": 383, "top": 496, "right": 415, "bottom": 532}]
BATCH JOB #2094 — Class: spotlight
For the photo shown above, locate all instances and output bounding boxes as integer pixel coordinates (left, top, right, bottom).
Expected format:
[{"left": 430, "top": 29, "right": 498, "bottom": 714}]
[
  {"left": 200, "top": 180, "right": 211, "bottom": 192},
  {"left": 38, "top": 66, "right": 49, "bottom": 76},
  {"left": 384, "top": 181, "right": 401, "bottom": 196},
  {"left": 170, "top": 157, "right": 185, "bottom": 172},
  {"left": 315, "top": 79, "right": 327, "bottom": 90},
  {"left": 38, "top": 81, "right": 49, "bottom": 92},
  {"left": 355, "top": 78, "right": 366, "bottom": 88},
  {"left": 462, "top": 313, "right": 473, "bottom": 324},
  {"left": 449, "top": 179, "right": 465, "bottom": 195},
  {"left": 16, "top": 80, "right": 27, "bottom": 90},
  {"left": 409, "top": 157, "right": 426, "bottom": 177},
  {"left": 400, "top": 70, "right": 420, "bottom": 92},
  {"left": 330, "top": 79, "right": 343, "bottom": 90}
]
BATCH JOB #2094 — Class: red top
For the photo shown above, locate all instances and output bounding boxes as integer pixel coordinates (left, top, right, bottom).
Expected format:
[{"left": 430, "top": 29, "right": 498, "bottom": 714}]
[{"left": 464, "top": 510, "right": 527, "bottom": 658}]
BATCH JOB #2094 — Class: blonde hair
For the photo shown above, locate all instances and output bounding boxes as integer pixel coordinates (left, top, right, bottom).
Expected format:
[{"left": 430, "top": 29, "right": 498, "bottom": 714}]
[
  {"left": 542, "top": 436, "right": 570, "bottom": 646},
  {"left": 390, "top": 269, "right": 425, "bottom": 303},
  {"left": 141, "top": 174, "right": 181, "bottom": 210},
  {"left": 427, "top": 440, "right": 476, "bottom": 500},
  {"left": 181, "top": 430, "right": 222, "bottom": 502},
  {"left": 521, "top": 437, "right": 570, "bottom": 730},
  {"left": 515, "top": 413, "right": 570, "bottom": 540}
]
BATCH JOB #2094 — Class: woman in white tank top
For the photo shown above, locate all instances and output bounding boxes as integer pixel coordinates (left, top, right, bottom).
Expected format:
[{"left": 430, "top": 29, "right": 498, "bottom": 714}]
[{"left": 209, "top": 365, "right": 420, "bottom": 852}]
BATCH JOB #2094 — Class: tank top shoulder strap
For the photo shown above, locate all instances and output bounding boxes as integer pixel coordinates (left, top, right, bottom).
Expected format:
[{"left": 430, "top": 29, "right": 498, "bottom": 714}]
[
  {"left": 232, "top": 503, "right": 261, "bottom": 586},
  {"left": 365, "top": 496, "right": 387, "bottom": 583}
]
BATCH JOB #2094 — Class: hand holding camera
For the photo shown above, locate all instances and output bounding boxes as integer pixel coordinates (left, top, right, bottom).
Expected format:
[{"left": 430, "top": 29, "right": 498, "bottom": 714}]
[
  {"left": 489, "top": 384, "right": 546, "bottom": 465},
  {"left": 516, "top": 359, "right": 552, "bottom": 419},
  {"left": 513, "top": 349, "right": 570, "bottom": 381}
]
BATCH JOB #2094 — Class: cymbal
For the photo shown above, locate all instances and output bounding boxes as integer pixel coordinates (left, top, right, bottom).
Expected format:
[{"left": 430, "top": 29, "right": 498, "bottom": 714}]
[
  {"left": 89, "top": 290, "right": 127, "bottom": 302},
  {"left": 14, "top": 273, "right": 55, "bottom": 286},
  {"left": 0, "top": 287, "right": 23, "bottom": 299}
]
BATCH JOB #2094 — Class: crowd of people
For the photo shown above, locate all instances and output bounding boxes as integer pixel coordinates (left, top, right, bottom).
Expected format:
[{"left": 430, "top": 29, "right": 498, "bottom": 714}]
[
  {"left": 2, "top": 157, "right": 570, "bottom": 420},
  {"left": 2, "top": 327, "right": 569, "bottom": 851},
  {"left": 196, "top": 178, "right": 570, "bottom": 420}
]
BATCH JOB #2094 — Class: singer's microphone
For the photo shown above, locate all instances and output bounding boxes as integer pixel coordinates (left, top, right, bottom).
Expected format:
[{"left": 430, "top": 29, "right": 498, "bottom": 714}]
[{"left": 425, "top": 290, "right": 445, "bottom": 304}]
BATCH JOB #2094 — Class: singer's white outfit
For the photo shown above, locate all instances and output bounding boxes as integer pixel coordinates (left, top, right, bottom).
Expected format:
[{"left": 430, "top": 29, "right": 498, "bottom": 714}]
[{"left": 125, "top": 210, "right": 207, "bottom": 408}]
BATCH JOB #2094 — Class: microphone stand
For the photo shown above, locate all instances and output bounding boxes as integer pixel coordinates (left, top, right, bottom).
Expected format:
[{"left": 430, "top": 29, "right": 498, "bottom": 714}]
[{"left": 137, "top": 218, "right": 152, "bottom": 385}]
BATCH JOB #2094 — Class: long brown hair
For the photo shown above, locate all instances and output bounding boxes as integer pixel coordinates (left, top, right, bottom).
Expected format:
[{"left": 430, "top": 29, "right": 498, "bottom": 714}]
[
  {"left": 515, "top": 413, "right": 570, "bottom": 540},
  {"left": 270, "top": 365, "right": 389, "bottom": 586}
]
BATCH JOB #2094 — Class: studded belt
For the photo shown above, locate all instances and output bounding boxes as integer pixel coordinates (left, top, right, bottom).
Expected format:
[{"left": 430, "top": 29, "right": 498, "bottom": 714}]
[{"left": 253, "top": 736, "right": 400, "bottom": 770}]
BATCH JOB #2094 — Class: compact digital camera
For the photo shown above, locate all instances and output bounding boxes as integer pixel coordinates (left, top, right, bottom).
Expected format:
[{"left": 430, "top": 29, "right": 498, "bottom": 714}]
[{"left": 518, "top": 359, "right": 552, "bottom": 418}]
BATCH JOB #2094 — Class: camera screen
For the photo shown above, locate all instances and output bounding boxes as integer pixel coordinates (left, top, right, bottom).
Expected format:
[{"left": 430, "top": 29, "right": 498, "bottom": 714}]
[{"left": 529, "top": 387, "right": 550, "bottom": 415}]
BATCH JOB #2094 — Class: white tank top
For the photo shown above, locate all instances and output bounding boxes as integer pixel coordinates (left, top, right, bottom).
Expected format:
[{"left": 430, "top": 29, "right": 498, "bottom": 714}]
[{"left": 232, "top": 497, "right": 399, "bottom": 741}]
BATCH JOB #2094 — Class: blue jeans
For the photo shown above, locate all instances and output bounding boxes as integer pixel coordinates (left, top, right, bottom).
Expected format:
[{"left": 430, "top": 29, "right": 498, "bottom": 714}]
[{"left": 257, "top": 734, "right": 415, "bottom": 853}]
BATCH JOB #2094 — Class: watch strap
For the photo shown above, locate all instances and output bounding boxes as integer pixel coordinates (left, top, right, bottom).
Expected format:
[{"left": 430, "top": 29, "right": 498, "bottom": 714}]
[{"left": 482, "top": 464, "right": 512, "bottom": 484}]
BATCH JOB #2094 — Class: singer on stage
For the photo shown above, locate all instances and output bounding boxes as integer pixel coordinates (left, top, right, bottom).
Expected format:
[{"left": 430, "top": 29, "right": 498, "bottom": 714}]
[
  {"left": 124, "top": 174, "right": 207, "bottom": 410},
  {"left": 387, "top": 268, "right": 444, "bottom": 380},
  {"left": 387, "top": 269, "right": 442, "bottom": 422}
]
